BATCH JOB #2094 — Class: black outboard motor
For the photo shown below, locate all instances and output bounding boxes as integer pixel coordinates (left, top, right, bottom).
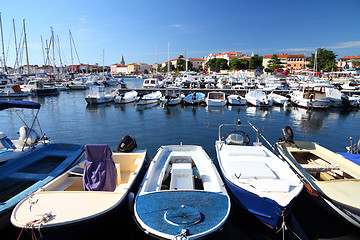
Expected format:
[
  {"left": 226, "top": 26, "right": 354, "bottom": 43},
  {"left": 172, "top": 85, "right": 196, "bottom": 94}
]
[
  {"left": 341, "top": 95, "right": 350, "bottom": 108},
  {"left": 279, "top": 126, "right": 294, "bottom": 143},
  {"left": 116, "top": 135, "right": 137, "bottom": 152}
]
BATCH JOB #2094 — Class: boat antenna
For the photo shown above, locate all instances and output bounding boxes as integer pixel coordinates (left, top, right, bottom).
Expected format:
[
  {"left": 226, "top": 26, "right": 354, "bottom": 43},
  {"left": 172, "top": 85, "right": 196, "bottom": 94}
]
[{"left": 0, "top": 12, "right": 7, "bottom": 73}]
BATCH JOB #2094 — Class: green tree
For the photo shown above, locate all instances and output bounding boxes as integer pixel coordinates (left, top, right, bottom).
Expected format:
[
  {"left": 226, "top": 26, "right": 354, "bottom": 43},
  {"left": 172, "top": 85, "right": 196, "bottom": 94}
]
[
  {"left": 143, "top": 69, "right": 149, "bottom": 74},
  {"left": 308, "top": 48, "right": 337, "bottom": 72},
  {"left": 206, "top": 58, "right": 229, "bottom": 72},
  {"left": 352, "top": 60, "right": 360, "bottom": 68},
  {"left": 229, "top": 58, "right": 249, "bottom": 70},
  {"left": 265, "top": 54, "right": 283, "bottom": 72},
  {"left": 249, "top": 54, "right": 263, "bottom": 69},
  {"left": 176, "top": 55, "right": 186, "bottom": 71},
  {"left": 162, "top": 62, "right": 175, "bottom": 72}
]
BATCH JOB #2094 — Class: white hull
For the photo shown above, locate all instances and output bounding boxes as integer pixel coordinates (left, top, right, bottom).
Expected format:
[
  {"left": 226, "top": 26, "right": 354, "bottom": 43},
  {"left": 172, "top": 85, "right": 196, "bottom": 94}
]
[
  {"left": 227, "top": 95, "right": 246, "bottom": 105},
  {"left": 245, "top": 91, "right": 273, "bottom": 107},
  {"left": 114, "top": 91, "right": 138, "bottom": 104}
]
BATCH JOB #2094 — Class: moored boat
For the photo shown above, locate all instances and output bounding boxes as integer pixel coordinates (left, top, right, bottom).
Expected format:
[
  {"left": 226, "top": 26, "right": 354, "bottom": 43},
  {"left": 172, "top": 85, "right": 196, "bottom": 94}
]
[
  {"left": 245, "top": 90, "right": 273, "bottom": 107},
  {"left": 136, "top": 91, "right": 162, "bottom": 105},
  {"left": 183, "top": 92, "right": 206, "bottom": 105},
  {"left": 11, "top": 139, "right": 147, "bottom": 239},
  {"left": 134, "top": 144, "right": 230, "bottom": 239},
  {"left": 0, "top": 143, "right": 84, "bottom": 231},
  {"left": 276, "top": 126, "right": 360, "bottom": 228},
  {"left": 215, "top": 121, "right": 303, "bottom": 229},
  {"left": 206, "top": 91, "right": 227, "bottom": 106},
  {"left": 227, "top": 94, "right": 246, "bottom": 105},
  {"left": 161, "top": 88, "right": 184, "bottom": 106},
  {"left": 0, "top": 100, "right": 51, "bottom": 163},
  {"left": 114, "top": 90, "right": 138, "bottom": 104},
  {"left": 85, "top": 86, "right": 115, "bottom": 104}
]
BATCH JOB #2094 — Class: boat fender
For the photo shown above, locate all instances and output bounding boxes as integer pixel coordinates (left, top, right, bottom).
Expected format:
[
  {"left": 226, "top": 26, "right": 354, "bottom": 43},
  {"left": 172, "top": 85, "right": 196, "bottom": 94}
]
[
  {"left": 19, "top": 126, "right": 39, "bottom": 144},
  {"left": 128, "top": 192, "right": 135, "bottom": 212}
]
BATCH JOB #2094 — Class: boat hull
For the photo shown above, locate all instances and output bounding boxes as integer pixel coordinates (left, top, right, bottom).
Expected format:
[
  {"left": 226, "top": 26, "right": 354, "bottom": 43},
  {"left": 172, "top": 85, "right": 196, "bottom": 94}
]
[{"left": 223, "top": 176, "right": 294, "bottom": 229}]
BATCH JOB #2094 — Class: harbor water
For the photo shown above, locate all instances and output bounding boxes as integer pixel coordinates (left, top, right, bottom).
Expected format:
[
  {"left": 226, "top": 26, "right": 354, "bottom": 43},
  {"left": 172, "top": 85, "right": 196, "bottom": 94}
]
[{"left": 1, "top": 78, "right": 360, "bottom": 239}]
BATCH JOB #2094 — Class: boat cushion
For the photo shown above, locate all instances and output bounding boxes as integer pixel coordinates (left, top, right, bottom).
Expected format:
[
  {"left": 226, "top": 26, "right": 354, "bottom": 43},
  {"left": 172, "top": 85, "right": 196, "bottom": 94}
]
[
  {"left": 170, "top": 163, "right": 194, "bottom": 190},
  {"left": 83, "top": 144, "right": 117, "bottom": 191},
  {"left": 0, "top": 136, "right": 15, "bottom": 149}
]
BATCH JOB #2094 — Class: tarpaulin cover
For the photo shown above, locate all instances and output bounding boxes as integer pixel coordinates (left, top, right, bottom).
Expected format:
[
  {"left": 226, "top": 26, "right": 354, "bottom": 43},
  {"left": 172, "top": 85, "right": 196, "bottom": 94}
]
[
  {"left": 83, "top": 144, "right": 117, "bottom": 191},
  {"left": 0, "top": 100, "right": 40, "bottom": 111}
]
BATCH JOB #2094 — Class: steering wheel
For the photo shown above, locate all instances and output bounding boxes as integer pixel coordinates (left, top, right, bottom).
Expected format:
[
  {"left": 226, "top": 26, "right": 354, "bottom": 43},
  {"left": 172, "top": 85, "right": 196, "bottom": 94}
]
[{"left": 222, "top": 130, "right": 250, "bottom": 145}]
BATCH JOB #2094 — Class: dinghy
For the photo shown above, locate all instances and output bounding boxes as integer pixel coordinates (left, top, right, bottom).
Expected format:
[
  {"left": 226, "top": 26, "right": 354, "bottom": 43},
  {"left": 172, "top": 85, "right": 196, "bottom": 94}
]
[
  {"left": 161, "top": 88, "right": 184, "bottom": 106},
  {"left": 183, "top": 92, "right": 206, "bottom": 104},
  {"left": 0, "top": 143, "right": 84, "bottom": 231},
  {"left": 134, "top": 144, "right": 230, "bottom": 239},
  {"left": 245, "top": 90, "right": 273, "bottom": 107},
  {"left": 11, "top": 139, "right": 147, "bottom": 239},
  {"left": 114, "top": 90, "right": 138, "bottom": 104},
  {"left": 227, "top": 94, "right": 246, "bottom": 105},
  {"left": 215, "top": 120, "right": 303, "bottom": 229},
  {"left": 85, "top": 86, "right": 115, "bottom": 104},
  {"left": 137, "top": 91, "right": 162, "bottom": 105},
  {"left": 276, "top": 126, "right": 360, "bottom": 228}
]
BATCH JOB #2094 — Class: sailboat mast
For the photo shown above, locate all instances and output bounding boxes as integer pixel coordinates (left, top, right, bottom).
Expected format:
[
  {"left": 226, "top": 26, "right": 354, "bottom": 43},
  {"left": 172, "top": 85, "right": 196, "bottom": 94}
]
[
  {"left": 69, "top": 29, "right": 73, "bottom": 74},
  {"left": 13, "top": 19, "right": 19, "bottom": 72},
  {"left": 0, "top": 13, "right": 7, "bottom": 73},
  {"left": 23, "top": 19, "right": 30, "bottom": 75},
  {"left": 103, "top": 48, "right": 105, "bottom": 79},
  {"left": 167, "top": 42, "right": 170, "bottom": 76},
  {"left": 51, "top": 27, "right": 56, "bottom": 79}
]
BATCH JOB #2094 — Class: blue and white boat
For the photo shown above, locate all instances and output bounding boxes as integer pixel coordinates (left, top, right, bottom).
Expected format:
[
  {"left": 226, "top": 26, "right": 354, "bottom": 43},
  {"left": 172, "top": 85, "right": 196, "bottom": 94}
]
[
  {"left": 85, "top": 85, "right": 115, "bottom": 104},
  {"left": 215, "top": 120, "right": 303, "bottom": 229},
  {"left": 0, "top": 100, "right": 51, "bottom": 163},
  {"left": 0, "top": 143, "right": 84, "bottom": 231},
  {"left": 134, "top": 144, "right": 230, "bottom": 239},
  {"left": 183, "top": 92, "right": 206, "bottom": 104}
]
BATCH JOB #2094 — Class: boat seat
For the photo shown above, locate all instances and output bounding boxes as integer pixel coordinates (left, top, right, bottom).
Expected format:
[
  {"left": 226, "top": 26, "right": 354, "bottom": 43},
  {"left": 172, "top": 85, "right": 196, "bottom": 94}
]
[
  {"left": 0, "top": 132, "right": 15, "bottom": 149},
  {"left": 300, "top": 164, "right": 340, "bottom": 173},
  {"left": 231, "top": 161, "right": 277, "bottom": 180},
  {"left": 170, "top": 163, "right": 194, "bottom": 190}
]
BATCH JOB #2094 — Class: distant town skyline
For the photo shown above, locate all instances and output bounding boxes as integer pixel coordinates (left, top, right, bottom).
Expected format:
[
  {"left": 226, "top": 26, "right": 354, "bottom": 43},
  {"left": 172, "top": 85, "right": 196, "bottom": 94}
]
[{"left": 1, "top": 0, "right": 360, "bottom": 67}]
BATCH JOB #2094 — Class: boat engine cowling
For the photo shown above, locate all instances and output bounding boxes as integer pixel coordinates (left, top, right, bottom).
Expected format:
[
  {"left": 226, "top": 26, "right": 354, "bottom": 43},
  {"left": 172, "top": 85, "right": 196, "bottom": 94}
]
[
  {"left": 280, "top": 126, "right": 294, "bottom": 143},
  {"left": 116, "top": 135, "right": 137, "bottom": 152}
]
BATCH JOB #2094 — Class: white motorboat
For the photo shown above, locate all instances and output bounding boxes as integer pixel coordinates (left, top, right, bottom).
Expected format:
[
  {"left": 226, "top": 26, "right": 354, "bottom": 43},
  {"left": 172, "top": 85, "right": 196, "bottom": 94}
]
[
  {"left": 161, "top": 88, "right": 184, "bottom": 106},
  {"left": 227, "top": 94, "right": 246, "bottom": 105},
  {"left": 215, "top": 120, "right": 303, "bottom": 229},
  {"left": 0, "top": 100, "right": 51, "bottom": 163},
  {"left": 0, "top": 84, "right": 32, "bottom": 97},
  {"left": 142, "top": 78, "right": 160, "bottom": 88},
  {"left": 134, "top": 144, "right": 230, "bottom": 239},
  {"left": 114, "top": 90, "right": 138, "bottom": 104},
  {"left": 85, "top": 86, "right": 115, "bottom": 104},
  {"left": 11, "top": 142, "right": 147, "bottom": 239},
  {"left": 290, "top": 84, "right": 330, "bottom": 109},
  {"left": 21, "top": 79, "right": 59, "bottom": 96},
  {"left": 65, "top": 77, "right": 87, "bottom": 90},
  {"left": 137, "top": 91, "right": 162, "bottom": 105},
  {"left": 245, "top": 90, "right": 273, "bottom": 107},
  {"left": 206, "top": 91, "right": 227, "bottom": 106},
  {"left": 268, "top": 92, "right": 290, "bottom": 105},
  {"left": 324, "top": 87, "right": 357, "bottom": 108}
]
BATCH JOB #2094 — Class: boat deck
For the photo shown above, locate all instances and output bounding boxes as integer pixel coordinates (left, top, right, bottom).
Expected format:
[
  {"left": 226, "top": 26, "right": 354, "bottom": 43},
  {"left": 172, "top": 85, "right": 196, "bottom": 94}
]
[{"left": 135, "top": 190, "right": 229, "bottom": 238}]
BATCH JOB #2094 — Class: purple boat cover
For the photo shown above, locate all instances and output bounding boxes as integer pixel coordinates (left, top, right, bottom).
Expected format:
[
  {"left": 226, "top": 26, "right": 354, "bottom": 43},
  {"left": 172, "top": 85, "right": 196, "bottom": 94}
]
[{"left": 83, "top": 144, "right": 117, "bottom": 191}]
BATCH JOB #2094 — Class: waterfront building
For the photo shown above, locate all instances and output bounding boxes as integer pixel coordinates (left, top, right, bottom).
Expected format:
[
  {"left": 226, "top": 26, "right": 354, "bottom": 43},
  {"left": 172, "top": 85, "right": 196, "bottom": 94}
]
[
  {"left": 263, "top": 54, "right": 309, "bottom": 73},
  {"left": 338, "top": 56, "right": 360, "bottom": 70}
]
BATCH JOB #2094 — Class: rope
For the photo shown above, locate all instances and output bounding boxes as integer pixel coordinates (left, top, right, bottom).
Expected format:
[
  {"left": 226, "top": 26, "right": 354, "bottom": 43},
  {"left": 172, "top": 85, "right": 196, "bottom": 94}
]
[{"left": 16, "top": 212, "right": 52, "bottom": 240}]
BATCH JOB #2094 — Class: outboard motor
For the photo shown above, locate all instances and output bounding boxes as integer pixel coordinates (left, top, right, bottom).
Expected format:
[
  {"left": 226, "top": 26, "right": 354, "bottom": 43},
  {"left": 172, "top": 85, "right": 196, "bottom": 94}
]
[
  {"left": 341, "top": 94, "right": 350, "bottom": 108},
  {"left": 279, "top": 126, "right": 294, "bottom": 143},
  {"left": 116, "top": 135, "right": 137, "bottom": 152}
]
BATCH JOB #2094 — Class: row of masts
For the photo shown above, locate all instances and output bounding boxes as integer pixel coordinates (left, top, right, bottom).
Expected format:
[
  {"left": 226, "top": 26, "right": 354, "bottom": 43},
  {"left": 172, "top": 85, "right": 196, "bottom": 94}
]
[{"left": 0, "top": 13, "right": 82, "bottom": 78}]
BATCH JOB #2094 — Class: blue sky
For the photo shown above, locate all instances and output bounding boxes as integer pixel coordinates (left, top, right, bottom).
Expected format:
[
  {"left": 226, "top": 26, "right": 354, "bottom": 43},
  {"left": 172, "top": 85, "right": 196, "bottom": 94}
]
[{"left": 1, "top": 0, "right": 360, "bottom": 67}]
